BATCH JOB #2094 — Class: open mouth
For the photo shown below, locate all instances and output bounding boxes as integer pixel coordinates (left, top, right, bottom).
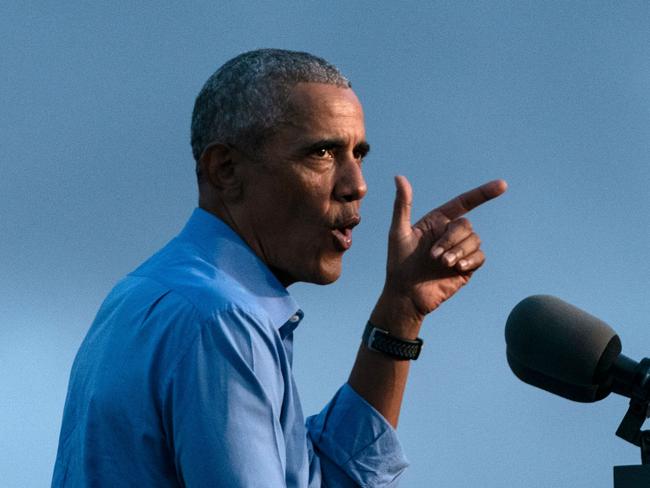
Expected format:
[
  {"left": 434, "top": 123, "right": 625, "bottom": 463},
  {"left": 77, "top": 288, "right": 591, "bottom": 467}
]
[
  {"left": 332, "top": 227, "right": 353, "bottom": 251},
  {"left": 331, "top": 216, "right": 360, "bottom": 252}
]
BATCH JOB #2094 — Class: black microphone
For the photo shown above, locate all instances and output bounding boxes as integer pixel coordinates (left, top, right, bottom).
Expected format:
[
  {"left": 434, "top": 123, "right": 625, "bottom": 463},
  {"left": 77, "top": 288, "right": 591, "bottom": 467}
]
[{"left": 505, "top": 295, "right": 648, "bottom": 403}]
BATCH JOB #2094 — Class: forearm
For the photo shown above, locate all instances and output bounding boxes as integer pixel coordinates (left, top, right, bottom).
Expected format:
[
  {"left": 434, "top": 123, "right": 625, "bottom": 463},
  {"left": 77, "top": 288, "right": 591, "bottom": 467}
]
[
  {"left": 348, "top": 291, "right": 424, "bottom": 428},
  {"left": 349, "top": 176, "right": 506, "bottom": 428}
]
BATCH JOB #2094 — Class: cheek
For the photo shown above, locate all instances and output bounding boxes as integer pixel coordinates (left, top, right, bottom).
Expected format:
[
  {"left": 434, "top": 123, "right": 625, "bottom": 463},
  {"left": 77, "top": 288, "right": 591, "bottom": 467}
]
[
  {"left": 262, "top": 168, "right": 335, "bottom": 238},
  {"left": 299, "top": 179, "right": 333, "bottom": 215}
]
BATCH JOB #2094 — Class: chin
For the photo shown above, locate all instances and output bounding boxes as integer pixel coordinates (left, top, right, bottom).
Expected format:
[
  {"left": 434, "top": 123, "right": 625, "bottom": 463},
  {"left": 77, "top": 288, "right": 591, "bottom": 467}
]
[
  {"left": 298, "top": 258, "right": 343, "bottom": 285},
  {"left": 313, "top": 260, "right": 343, "bottom": 285},
  {"left": 311, "top": 273, "right": 340, "bottom": 286},
  {"left": 278, "top": 254, "right": 343, "bottom": 286}
]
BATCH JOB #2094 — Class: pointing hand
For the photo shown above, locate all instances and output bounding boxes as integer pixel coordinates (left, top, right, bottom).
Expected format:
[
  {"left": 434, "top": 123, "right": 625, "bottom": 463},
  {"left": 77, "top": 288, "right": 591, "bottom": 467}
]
[{"left": 379, "top": 176, "right": 507, "bottom": 326}]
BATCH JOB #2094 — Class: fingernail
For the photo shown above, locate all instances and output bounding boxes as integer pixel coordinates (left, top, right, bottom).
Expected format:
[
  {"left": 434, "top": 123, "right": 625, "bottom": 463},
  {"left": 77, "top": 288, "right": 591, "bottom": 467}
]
[
  {"left": 444, "top": 252, "right": 457, "bottom": 266},
  {"left": 458, "top": 259, "right": 468, "bottom": 269},
  {"left": 432, "top": 247, "right": 444, "bottom": 259}
]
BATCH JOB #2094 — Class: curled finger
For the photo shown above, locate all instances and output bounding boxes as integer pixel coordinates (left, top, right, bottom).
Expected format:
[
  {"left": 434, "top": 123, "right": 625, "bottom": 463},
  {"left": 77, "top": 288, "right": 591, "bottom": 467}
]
[
  {"left": 431, "top": 218, "right": 473, "bottom": 260},
  {"left": 440, "top": 232, "right": 481, "bottom": 267},
  {"left": 455, "top": 249, "right": 485, "bottom": 272}
]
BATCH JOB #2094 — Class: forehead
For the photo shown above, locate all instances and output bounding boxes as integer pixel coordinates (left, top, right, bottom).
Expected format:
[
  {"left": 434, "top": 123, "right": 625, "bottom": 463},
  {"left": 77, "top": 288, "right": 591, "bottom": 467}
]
[{"left": 282, "top": 82, "right": 365, "bottom": 134}]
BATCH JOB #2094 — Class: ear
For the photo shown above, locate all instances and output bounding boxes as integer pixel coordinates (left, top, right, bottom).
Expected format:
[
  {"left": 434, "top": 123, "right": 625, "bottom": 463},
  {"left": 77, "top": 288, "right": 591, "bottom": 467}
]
[{"left": 198, "top": 143, "right": 243, "bottom": 202}]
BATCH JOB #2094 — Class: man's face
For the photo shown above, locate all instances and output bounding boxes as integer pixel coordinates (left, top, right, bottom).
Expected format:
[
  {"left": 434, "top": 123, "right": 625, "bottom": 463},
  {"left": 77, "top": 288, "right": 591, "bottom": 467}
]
[{"left": 235, "top": 82, "right": 368, "bottom": 286}]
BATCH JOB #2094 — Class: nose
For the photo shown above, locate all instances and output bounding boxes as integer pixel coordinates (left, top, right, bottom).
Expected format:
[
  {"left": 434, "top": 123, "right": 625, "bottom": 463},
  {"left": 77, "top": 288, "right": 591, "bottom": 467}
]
[{"left": 334, "top": 158, "right": 367, "bottom": 203}]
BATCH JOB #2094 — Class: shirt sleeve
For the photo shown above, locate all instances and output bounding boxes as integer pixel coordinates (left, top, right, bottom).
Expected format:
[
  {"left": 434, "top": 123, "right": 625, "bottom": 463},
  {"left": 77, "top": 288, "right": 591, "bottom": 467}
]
[
  {"left": 165, "top": 307, "right": 290, "bottom": 487},
  {"left": 306, "top": 383, "right": 409, "bottom": 487},
  {"left": 164, "top": 305, "right": 408, "bottom": 487}
]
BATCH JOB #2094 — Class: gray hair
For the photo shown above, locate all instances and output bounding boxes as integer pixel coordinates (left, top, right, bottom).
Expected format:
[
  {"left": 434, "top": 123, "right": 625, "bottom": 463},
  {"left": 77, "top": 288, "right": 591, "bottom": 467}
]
[{"left": 190, "top": 48, "right": 351, "bottom": 163}]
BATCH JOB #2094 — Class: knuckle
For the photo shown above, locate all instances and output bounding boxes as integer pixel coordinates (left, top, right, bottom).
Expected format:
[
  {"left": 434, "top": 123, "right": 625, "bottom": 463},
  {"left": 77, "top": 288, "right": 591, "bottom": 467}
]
[{"left": 455, "top": 217, "right": 472, "bottom": 229}]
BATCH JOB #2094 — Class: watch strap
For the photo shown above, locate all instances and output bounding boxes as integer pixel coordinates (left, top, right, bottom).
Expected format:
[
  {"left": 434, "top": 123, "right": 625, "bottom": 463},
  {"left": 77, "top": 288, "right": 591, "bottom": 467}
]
[{"left": 362, "top": 321, "right": 423, "bottom": 360}]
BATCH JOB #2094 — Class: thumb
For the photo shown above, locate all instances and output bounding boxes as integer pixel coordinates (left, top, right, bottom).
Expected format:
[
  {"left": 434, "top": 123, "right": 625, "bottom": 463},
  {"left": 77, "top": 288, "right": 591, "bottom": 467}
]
[{"left": 390, "top": 175, "right": 413, "bottom": 235}]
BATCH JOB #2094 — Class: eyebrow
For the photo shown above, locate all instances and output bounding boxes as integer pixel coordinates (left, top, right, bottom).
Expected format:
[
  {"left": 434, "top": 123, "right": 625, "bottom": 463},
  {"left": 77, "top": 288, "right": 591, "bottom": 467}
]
[{"left": 304, "top": 138, "right": 371, "bottom": 157}]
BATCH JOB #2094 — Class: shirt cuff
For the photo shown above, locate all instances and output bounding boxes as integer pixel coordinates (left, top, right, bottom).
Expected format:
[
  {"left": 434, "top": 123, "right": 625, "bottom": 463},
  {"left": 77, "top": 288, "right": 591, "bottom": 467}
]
[{"left": 306, "top": 383, "right": 409, "bottom": 487}]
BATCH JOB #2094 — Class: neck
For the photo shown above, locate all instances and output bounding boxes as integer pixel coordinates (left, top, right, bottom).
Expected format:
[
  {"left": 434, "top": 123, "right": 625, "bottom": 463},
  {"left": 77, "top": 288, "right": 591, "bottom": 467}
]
[{"left": 198, "top": 198, "right": 294, "bottom": 288}]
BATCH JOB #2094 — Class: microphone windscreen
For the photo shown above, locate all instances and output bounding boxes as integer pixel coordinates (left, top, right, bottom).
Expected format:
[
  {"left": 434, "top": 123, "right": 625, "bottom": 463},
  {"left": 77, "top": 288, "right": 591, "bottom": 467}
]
[{"left": 505, "top": 295, "right": 621, "bottom": 402}]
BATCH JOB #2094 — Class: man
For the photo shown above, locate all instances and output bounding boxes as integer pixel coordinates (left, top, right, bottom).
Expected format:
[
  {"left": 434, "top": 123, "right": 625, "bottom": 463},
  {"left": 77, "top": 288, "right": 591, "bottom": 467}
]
[{"left": 52, "top": 49, "right": 506, "bottom": 487}]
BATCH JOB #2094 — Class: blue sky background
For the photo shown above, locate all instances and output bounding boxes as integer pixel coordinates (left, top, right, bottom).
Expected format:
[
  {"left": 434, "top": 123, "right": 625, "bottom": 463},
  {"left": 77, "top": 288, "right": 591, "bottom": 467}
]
[{"left": 2, "top": 1, "right": 650, "bottom": 486}]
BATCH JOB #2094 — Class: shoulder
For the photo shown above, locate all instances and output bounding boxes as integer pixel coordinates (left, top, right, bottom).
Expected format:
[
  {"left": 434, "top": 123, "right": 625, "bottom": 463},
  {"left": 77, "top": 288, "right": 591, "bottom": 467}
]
[
  {"left": 104, "top": 270, "right": 279, "bottom": 360},
  {"left": 106, "top": 231, "right": 294, "bottom": 378},
  {"left": 128, "top": 237, "right": 273, "bottom": 324},
  {"left": 87, "top": 274, "right": 283, "bottom": 395},
  {"left": 117, "top": 245, "right": 284, "bottom": 370}
]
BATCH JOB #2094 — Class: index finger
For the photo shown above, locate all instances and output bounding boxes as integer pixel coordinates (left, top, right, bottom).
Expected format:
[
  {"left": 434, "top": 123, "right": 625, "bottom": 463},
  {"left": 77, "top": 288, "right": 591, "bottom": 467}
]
[{"left": 435, "top": 179, "right": 508, "bottom": 219}]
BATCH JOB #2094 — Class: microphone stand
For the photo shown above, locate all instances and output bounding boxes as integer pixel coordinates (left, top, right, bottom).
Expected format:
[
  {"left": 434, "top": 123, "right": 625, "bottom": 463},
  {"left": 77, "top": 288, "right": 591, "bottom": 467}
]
[{"left": 613, "top": 357, "right": 650, "bottom": 487}]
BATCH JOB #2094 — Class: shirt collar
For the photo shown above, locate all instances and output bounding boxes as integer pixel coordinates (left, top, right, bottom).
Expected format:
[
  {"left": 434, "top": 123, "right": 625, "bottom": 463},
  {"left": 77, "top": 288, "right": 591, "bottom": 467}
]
[{"left": 178, "top": 208, "right": 302, "bottom": 333}]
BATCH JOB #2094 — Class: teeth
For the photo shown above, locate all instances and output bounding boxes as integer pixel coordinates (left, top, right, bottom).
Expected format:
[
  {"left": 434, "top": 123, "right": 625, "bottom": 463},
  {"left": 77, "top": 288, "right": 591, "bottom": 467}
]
[{"left": 332, "top": 228, "right": 352, "bottom": 249}]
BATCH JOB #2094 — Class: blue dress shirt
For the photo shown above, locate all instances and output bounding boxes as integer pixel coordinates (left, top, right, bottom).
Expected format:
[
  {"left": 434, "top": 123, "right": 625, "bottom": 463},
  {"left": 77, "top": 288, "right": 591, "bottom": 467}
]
[{"left": 52, "top": 208, "right": 408, "bottom": 487}]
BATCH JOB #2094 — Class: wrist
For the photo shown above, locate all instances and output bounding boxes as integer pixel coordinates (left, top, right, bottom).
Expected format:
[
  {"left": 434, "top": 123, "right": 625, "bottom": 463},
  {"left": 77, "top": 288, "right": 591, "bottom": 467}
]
[
  {"left": 370, "top": 290, "right": 424, "bottom": 340},
  {"left": 363, "top": 321, "right": 424, "bottom": 360}
]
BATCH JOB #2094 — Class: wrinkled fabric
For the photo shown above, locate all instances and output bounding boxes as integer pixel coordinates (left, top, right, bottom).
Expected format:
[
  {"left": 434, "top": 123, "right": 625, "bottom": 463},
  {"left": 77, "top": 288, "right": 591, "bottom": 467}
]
[{"left": 52, "top": 208, "right": 408, "bottom": 487}]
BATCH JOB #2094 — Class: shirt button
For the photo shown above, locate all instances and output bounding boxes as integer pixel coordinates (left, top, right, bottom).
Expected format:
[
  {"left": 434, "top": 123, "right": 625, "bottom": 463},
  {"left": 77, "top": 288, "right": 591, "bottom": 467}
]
[{"left": 289, "top": 314, "right": 300, "bottom": 323}]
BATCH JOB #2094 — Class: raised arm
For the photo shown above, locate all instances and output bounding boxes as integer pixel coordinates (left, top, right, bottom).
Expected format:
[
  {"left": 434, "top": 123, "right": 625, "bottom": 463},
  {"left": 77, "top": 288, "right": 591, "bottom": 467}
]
[{"left": 348, "top": 175, "right": 507, "bottom": 427}]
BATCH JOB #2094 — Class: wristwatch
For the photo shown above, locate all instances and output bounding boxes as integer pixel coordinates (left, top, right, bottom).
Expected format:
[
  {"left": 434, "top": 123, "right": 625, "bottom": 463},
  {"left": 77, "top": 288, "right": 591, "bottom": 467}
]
[{"left": 362, "top": 321, "right": 423, "bottom": 360}]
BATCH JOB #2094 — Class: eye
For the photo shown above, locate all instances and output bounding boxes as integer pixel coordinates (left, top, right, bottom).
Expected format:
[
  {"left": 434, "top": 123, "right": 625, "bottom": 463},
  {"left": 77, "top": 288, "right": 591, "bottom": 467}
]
[
  {"left": 353, "top": 149, "right": 366, "bottom": 161},
  {"left": 313, "top": 147, "right": 335, "bottom": 159},
  {"left": 353, "top": 143, "right": 370, "bottom": 162}
]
